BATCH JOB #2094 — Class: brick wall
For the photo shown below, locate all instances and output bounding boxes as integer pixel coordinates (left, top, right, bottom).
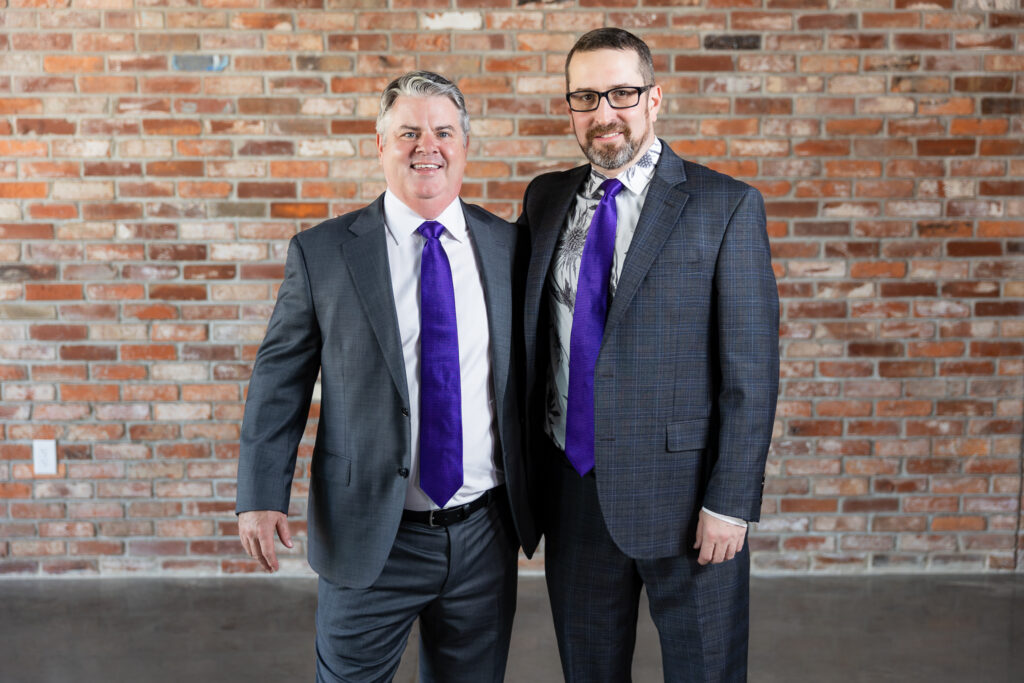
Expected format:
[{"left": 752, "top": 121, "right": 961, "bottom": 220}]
[{"left": 0, "top": 1, "right": 1021, "bottom": 576}]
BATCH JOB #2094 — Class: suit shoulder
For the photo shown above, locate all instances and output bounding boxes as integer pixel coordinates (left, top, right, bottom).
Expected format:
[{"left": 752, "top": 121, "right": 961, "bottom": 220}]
[
  {"left": 523, "top": 164, "right": 588, "bottom": 218},
  {"left": 463, "top": 201, "right": 518, "bottom": 242},
  {"left": 292, "top": 207, "right": 366, "bottom": 248},
  {"left": 680, "top": 158, "right": 760, "bottom": 198},
  {"left": 527, "top": 163, "right": 588, "bottom": 193}
]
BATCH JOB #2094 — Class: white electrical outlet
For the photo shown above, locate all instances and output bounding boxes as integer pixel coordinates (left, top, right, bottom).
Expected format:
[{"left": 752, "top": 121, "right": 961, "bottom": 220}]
[{"left": 32, "top": 440, "right": 57, "bottom": 475}]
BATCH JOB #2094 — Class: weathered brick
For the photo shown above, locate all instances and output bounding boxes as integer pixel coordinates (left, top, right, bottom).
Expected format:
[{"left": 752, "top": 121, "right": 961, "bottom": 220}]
[{"left": 0, "top": 0, "right": 1019, "bottom": 576}]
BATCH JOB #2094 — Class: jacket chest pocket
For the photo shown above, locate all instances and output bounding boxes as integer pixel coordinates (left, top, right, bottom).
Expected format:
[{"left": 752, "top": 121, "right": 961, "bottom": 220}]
[{"left": 667, "top": 418, "right": 710, "bottom": 452}]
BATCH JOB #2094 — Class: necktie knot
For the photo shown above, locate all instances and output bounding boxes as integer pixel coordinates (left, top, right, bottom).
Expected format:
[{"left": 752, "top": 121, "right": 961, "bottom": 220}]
[
  {"left": 418, "top": 220, "right": 445, "bottom": 241},
  {"left": 598, "top": 178, "right": 624, "bottom": 202}
]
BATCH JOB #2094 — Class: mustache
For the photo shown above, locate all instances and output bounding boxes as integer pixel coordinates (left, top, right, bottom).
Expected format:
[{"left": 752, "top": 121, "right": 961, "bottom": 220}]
[{"left": 586, "top": 123, "right": 630, "bottom": 142}]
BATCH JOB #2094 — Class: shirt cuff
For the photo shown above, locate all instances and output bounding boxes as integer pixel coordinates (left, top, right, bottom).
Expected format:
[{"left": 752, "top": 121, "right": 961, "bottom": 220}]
[{"left": 701, "top": 507, "right": 748, "bottom": 528}]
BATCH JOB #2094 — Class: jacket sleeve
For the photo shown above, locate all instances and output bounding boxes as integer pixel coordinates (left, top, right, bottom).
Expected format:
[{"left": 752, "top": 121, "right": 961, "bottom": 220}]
[
  {"left": 235, "top": 236, "right": 323, "bottom": 515},
  {"left": 701, "top": 186, "right": 779, "bottom": 523}
]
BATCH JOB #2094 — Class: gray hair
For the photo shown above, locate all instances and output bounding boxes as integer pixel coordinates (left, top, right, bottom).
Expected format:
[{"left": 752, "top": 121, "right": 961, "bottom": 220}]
[{"left": 376, "top": 71, "right": 470, "bottom": 143}]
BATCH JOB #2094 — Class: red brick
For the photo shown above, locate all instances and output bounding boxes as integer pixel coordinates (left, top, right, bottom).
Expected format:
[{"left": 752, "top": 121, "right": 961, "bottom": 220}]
[
  {"left": 149, "top": 285, "right": 207, "bottom": 301},
  {"left": 780, "top": 499, "right": 839, "bottom": 513},
  {"left": 24, "top": 284, "right": 82, "bottom": 301},
  {"left": 940, "top": 361, "right": 997, "bottom": 378},
  {"left": 980, "top": 139, "right": 1024, "bottom": 156},
  {"left": 86, "top": 284, "right": 145, "bottom": 300},
  {"left": 61, "top": 384, "right": 119, "bottom": 402},
  {"left": 178, "top": 182, "right": 231, "bottom": 199},
  {"left": 906, "top": 420, "right": 964, "bottom": 437},
  {"left": 60, "top": 345, "right": 119, "bottom": 362},
  {"left": 0, "top": 484, "right": 33, "bottom": 499},
  {"left": 848, "top": 342, "right": 902, "bottom": 357},
  {"left": 270, "top": 161, "right": 328, "bottom": 178},
  {"left": 975, "top": 302, "right": 1024, "bottom": 317},
  {"left": 146, "top": 161, "right": 204, "bottom": 177},
  {"left": 270, "top": 203, "right": 328, "bottom": 219},
  {"left": 877, "top": 401, "right": 932, "bottom": 417},
  {"left": 122, "top": 345, "right": 178, "bottom": 361},
  {"left": 848, "top": 420, "right": 901, "bottom": 436},
  {"left": 971, "top": 342, "right": 1024, "bottom": 357},
  {"left": 92, "top": 366, "right": 146, "bottom": 382},
  {"left": 142, "top": 119, "right": 202, "bottom": 136},
  {"left": 238, "top": 182, "right": 297, "bottom": 199},
  {"left": 908, "top": 342, "right": 966, "bottom": 358},
  {"left": 786, "top": 302, "right": 847, "bottom": 319},
  {"left": 916, "top": 139, "right": 976, "bottom": 156},
  {"left": 675, "top": 55, "right": 734, "bottom": 72},
  {"left": 872, "top": 516, "right": 926, "bottom": 532},
  {"left": 879, "top": 362, "right": 934, "bottom": 378}
]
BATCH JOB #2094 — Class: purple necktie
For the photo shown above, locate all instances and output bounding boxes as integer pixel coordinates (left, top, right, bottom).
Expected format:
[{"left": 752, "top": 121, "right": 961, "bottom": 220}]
[
  {"left": 417, "top": 220, "right": 463, "bottom": 507},
  {"left": 565, "top": 178, "right": 624, "bottom": 476}
]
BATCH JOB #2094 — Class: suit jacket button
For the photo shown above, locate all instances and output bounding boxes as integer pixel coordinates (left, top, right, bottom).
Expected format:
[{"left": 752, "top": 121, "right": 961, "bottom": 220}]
[
  {"left": 398, "top": 467, "right": 409, "bottom": 478},
  {"left": 401, "top": 408, "right": 409, "bottom": 417}
]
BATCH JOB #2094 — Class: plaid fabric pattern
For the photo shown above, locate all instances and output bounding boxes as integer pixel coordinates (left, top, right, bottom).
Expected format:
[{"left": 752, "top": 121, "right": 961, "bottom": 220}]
[{"left": 521, "top": 142, "right": 779, "bottom": 560}]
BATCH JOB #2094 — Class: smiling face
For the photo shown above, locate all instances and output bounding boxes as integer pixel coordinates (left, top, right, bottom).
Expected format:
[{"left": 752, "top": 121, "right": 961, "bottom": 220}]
[
  {"left": 376, "top": 95, "right": 468, "bottom": 220},
  {"left": 566, "top": 48, "right": 662, "bottom": 177}
]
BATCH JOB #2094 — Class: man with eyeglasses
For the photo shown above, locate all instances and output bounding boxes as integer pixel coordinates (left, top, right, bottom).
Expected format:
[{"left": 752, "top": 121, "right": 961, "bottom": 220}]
[{"left": 518, "top": 28, "right": 778, "bottom": 681}]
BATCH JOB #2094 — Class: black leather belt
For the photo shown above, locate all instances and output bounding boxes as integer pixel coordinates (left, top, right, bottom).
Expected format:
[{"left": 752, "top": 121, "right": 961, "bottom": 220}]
[{"left": 402, "top": 486, "right": 503, "bottom": 528}]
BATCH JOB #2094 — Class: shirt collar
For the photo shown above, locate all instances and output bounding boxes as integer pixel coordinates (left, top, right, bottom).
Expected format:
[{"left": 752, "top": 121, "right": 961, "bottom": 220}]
[
  {"left": 383, "top": 190, "right": 466, "bottom": 246},
  {"left": 585, "top": 138, "right": 662, "bottom": 199}
]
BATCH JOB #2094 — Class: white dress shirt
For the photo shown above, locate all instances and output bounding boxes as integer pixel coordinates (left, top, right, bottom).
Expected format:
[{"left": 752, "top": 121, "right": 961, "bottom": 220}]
[
  {"left": 544, "top": 140, "right": 745, "bottom": 528},
  {"left": 383, "top": 190, "right": 502, "bottom": 511}
]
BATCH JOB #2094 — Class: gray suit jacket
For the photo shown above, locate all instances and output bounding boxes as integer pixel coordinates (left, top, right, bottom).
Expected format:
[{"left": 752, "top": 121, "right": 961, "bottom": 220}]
[
  {"left": 237, "top": 194, "right": 537, "bottom": 588},
  {"left": 520, "top": 142, "right": 779, "bottom": 560}
]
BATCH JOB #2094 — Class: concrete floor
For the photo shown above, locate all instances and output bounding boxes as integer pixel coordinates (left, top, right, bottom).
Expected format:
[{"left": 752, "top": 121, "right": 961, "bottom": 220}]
[{"left": 0, "top": 575, "right": 1021, "bottom": 682}]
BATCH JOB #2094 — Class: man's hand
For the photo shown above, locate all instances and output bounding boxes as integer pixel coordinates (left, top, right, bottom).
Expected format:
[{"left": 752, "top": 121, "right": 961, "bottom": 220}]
[
  {"left": 693, "top": 509, "right": 746, "bottom": 566},
  {"left": 238, "top": 510, "right": 293, "bottom": 573}
]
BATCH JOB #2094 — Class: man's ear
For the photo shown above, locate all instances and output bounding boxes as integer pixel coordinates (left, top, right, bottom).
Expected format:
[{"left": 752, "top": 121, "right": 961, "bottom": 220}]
[{"left": 648, "top": 84, "right": 663, "bottom": 123}]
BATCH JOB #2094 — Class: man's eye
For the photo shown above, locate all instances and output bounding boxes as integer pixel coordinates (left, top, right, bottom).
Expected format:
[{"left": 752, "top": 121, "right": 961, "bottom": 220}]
[
  {"left": 401, "top": 132, "right": 416, "bottom": 138},
  {"left": 438, "top": 131, "right": 451, "bottom": 138},
  {"left": 578, "top": 93, "right": 595, "bottom": 102},
  {"left": 612, "top": 89, "right": 631, "bottom": 98}
]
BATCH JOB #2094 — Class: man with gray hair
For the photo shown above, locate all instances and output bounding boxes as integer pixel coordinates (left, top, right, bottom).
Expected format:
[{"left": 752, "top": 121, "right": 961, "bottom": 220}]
[{"left": 236, "top": 71, "right": 537, "bottom": 682}]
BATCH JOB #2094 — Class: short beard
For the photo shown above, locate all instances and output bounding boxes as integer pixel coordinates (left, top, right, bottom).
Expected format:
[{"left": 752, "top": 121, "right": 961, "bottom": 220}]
[{"left": 582, "top": 123, "right": 638, "bottom": 170}]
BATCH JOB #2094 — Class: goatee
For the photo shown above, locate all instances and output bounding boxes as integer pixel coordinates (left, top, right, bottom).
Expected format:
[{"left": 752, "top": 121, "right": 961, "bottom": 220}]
[{"left": 583, "top": 123, "right": 636, "bottom": 170}]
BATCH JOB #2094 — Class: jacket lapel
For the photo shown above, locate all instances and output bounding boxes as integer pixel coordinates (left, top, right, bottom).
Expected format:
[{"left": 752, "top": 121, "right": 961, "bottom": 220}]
[
  {"left": 524, "top": 164, "right": 589, "bottom": 343},
  {"left": 465, "top": 204, "right": 512, "bottom": 405},
  {"left": 605, "top": 144, "right": 690, "bottom": 333},
  {"left": 340, "top": 195, "right": 410, "bottom": 407}
]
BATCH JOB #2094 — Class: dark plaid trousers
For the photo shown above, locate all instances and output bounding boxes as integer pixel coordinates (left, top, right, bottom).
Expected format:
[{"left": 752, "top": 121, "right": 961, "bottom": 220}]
[{"left": 545, "top": 457, "right": 750, "bottom": 683}]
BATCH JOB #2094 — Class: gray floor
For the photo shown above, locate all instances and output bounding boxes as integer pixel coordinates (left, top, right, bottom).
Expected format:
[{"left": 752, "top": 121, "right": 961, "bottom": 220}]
[{"left": 0, "top": 575, "right": 1021, "bottom": 682}]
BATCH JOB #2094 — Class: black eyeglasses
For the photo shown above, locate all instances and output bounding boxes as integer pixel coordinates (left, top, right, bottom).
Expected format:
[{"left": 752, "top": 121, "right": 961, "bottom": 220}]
[{"left": 565, "top": 85, "right": 654, "bottom": 112}]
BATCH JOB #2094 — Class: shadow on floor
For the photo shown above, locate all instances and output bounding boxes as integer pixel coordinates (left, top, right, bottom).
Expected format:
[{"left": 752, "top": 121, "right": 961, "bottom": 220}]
[{"left": 0, "top": 574, "right": 1020, "bottom": 682}]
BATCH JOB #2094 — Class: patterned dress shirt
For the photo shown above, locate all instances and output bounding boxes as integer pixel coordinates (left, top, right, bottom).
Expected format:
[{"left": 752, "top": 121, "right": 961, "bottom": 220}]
[{"left": 545, "top": 139, "right": 662, "bottom": 450}]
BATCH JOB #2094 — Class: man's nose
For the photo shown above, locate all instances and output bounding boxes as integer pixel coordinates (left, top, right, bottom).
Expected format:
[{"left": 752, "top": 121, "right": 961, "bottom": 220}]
[
  {"left": 416, "top": 134, "right": 439, "bottom": 153},
  {"left": 592, "top": 95, "right": 618, "bottom": 124}
]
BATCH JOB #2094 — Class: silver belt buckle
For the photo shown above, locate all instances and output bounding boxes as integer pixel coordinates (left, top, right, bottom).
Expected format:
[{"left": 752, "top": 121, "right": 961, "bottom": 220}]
[{"left": 428, "top": 508, "right": 440, "bottom": 527}]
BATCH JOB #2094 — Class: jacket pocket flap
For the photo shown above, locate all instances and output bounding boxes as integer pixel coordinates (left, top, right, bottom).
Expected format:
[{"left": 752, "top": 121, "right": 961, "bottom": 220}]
[
  {"left": 667, "top": 419, "right": 710, "bottom": 452},
  {"left": 315, "top": 450, "right": 351, "bottom": 485}
]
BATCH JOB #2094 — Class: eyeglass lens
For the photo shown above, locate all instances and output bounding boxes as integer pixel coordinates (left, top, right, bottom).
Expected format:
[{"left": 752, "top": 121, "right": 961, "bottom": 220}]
[{"left": 568, "top": 88, "right": 643, "bottom": 112}]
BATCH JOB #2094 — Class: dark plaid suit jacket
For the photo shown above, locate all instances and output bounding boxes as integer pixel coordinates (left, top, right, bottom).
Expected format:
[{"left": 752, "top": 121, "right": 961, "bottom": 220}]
[{"left": 520, "top": 141, "right": 779, "bottom": 560}]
